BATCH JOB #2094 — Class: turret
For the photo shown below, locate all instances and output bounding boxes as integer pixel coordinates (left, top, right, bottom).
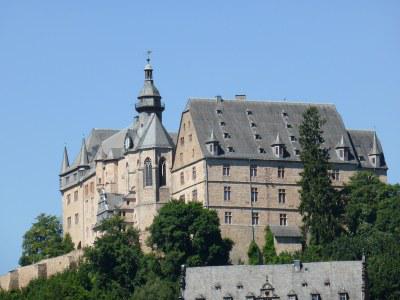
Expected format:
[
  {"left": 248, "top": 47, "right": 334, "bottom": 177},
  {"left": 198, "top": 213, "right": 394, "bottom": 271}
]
[
  {"left": 77, "top": 138, "right": 89, "bottom": 170},
  {"left": 135, "top": 52, "right": 164, "bottom": 124},
  {"left": 368, "top": 132, "right": 382, "bottom": 167},
  {"left": 60, "top": 146, "right": 70, "bottom": 174}
]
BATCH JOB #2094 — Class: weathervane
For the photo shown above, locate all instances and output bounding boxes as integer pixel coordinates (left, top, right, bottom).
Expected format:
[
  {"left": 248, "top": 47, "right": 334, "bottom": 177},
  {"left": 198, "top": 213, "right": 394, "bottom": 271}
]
[{"left": 146, "top": 50, "right": 152, "bottom": 63}]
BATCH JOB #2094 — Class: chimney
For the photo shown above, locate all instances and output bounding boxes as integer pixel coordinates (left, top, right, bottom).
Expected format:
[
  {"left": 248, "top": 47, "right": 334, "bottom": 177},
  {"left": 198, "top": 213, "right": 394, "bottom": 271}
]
[
  {"left": 216, "top": 95, "right": 223, "bottom": 102},
  {"left": 235, "top": 94, "right": 246, "bottom": 101}
]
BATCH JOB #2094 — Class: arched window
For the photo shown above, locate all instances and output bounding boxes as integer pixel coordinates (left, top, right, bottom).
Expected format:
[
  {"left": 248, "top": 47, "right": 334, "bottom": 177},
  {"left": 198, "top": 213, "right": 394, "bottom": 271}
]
[
  {"left": 159, "top": 157, "right": 167, "bottom": 186},
  {"left": 144, "top": 158, "right": 152, "bottom": 186}
]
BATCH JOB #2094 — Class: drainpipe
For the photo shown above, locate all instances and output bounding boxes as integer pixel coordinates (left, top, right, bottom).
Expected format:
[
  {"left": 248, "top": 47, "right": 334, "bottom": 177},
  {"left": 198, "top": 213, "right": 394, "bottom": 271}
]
[
  {"left": 205, "top": 158, "right": 209, "bottom": 209},
  {"left": 249, "top": 159, "right": 255, "bottom": 241}
]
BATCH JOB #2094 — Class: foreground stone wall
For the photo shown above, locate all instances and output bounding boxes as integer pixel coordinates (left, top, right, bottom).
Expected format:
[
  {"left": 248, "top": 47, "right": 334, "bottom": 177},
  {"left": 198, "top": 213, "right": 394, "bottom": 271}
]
[{"left": 0, "top": 250, "right": 83, "bottom": 291}]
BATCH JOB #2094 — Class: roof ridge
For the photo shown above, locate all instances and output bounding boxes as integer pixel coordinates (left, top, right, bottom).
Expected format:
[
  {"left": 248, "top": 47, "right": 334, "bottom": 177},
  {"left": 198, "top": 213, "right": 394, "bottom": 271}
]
[{"left": 187, "top": 98, "right": 336, "bottom": 106}]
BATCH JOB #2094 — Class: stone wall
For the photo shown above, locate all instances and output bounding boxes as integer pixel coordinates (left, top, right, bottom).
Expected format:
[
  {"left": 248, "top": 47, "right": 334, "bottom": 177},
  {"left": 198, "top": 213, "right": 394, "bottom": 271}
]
[{"left": 0, "top": 250, "right": 83, "bottom": 291}]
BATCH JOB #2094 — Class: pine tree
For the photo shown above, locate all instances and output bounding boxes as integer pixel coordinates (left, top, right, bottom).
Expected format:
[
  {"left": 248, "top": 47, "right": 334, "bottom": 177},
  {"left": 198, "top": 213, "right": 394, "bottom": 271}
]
[
  {"left": 247, "top": 240, "right": 263, "bottom": 265},
  {"left": 298, "top": 107, "right": 342, "bottom": 245},
  {"left": 262, "top": 226, "right": 277, "bottom": 263}
]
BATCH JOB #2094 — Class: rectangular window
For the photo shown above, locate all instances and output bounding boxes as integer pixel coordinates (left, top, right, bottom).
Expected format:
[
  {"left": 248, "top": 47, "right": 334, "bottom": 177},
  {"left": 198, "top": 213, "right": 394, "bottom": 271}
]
[
  {"left": 74, "top": 213, "right": 79, "bottom": 225},
  {"left": 280, "top": 213, "right": 287, "bottom": 226},
  {"left": 224, "top": 212, "right": 232, "bottom": 224},
  {"left": 278, "top": 189, "right": 286, "bottom": 204},
  {"left": 339, "top": 294, "right": 348, "bottom": 300},
  {"left": 224, "top": 186, "right": 231, "bottom": 201},
  {"left": 192, "top": 167, "right": 196, "bottom": 180},
  {"left": 189, "top": 134, "right": 192, "bottom": 142},
  {"left": 180, "top": 172, "right": 184, "bottom": 185},
  {"left": 74, "top": 191, "right": 78, "bottom": 201},
  {"left": 84, "top": 184, "right": 89, "bottom": 196},
  {"left": 192, "top": 189, "right": 198, "bottom": 201},
  {"left": 73, "top": 173, "right": 77, "bottom": 181},
  {"left": 179, "top": 152, "right": 183, "bottom": 163},
  {"left": 90, "top": 182, "right": 94, "bottom": 193},
  {"left": 179, "top": 194, "right": 185, "bottom": 201},
  {"left": 278, "top": 166, "right": 285, "bottom": 178},
  {"left": 180, "top": 137, "right": 184, "bottom": 146},
  {"left": 251, "top": 187, "right": 258, "bottom": 202},
  {"left": 311, "top": 294, "right": 320, "bottom": 300},
  {"left": 331, "top": 169, "right": 340, "bottom": 181},
  {"left": 66, "top": 176, "right": 70, "bottom": 184},
  {"left": 66, "top": 194, "right": 71, "bottom": 205},
  {"left": 250, "top": 165, "right": 257, "bottom": 177},
  {"left": 67, "top": 217, "right": 71, "bottom": 228},
  {"left": 252, "top": 212, "right": 259, "bottom": 225},
  {"left": 223, "top": 164, "right": 230, "bottom": 176}
]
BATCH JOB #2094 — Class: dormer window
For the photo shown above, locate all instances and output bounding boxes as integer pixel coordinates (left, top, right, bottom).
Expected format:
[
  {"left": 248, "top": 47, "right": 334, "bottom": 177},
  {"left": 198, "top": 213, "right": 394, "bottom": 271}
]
[
  {"left": 290, "top": 136, "right": 296, "bottom": 142},
  {"left": 246, "top": 109, "right": 253, "bottom": 115},
  {"left": 216, "top": 109, "right": 223, "bottom": 115},
  {"left": 254, "top": 134, "right": 262, "bottom": 140},
  {"left": 250, "top": 122, "right": 257, "bottom": 128},
  {"left": 295, "top": 149, "right": 300, "bottom": 156},
  {"left": 227, "top": 146, "right": 234, "bottom": 153},
  {"left": 286, "top": 123, "right": 292, "bottom": 128},
  {"left": 220, "top": 121, "right": 226, "bottom": 126},
  {"left": 223, "top": 132, "right": 231, "bottom": 139},
  {"left": 209, "top": 144, "right": 214, "bottom": 153},
  {"left": 311, "top": 294, "right": 321, "bottom": 300},
  {"left": 288, "top": 295, "right": 297, "bottom": 300},
  {"left": 339, "top": 292, "right": 349, "bottom": 300},
  {"left": 259, "top": 147, "right": 266, "bottom": 154},
  {"left": 282, "top": 110, "right": 288, "bottom": 117},
  {"left": 274, "top": 145, "right": 284, "bottom": 157}
]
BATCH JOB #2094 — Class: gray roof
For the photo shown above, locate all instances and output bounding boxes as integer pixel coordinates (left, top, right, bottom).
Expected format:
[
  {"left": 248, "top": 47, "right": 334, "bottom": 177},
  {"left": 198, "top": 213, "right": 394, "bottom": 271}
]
[
  {"left": 183, "top": 261, "right": 364, "bottom": 300},
  {"left": 348, "top": 130, "right": 386, "bottom": 168},
  {"left": 138, "top": 80, "right": 160, "bottom": 98},
  {"left": 187, "top": 98, "right": 385, "bottom": 168},
  {"left": 269, "top": 225, "right": 302, "bottom": 238},
  {"left": 136, "top": 114, "right": 175, "bottom": 150},
  {"left": 60, "top": 146, "right": 69, "bottom": 174}
]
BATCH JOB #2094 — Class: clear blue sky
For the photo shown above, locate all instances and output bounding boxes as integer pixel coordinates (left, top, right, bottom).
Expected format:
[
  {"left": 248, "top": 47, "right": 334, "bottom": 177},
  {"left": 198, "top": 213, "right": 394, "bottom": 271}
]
[{"left": 0, "top": 1, "right": 399, "bottom": 274}]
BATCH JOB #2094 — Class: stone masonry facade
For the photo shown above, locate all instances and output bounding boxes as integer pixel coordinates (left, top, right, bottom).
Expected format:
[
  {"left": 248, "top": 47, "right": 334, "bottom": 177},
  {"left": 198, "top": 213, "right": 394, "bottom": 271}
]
[{"left": 59, "top": 59, "right": 388, "bottom": 263}]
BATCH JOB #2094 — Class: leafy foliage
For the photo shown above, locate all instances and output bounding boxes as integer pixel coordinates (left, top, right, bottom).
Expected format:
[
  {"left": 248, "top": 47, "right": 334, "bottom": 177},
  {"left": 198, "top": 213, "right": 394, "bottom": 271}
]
[
  {"left": 148, "top": 200, "right": 232, "bottom": 279},
  {"left": 247, "top": 240, "right": 263, "bottom": 265},
  {"left": 19, "top": 214, "right": 74, "bottom": 266},
  {"left": 131, "top": 278, "right": 177, "bottom": 300},
  {"left": 83, "top": 216, "right": 142, "bottom": 297},
  {"left": 298, "top": 107, "right": 343, "bottom": 244}
]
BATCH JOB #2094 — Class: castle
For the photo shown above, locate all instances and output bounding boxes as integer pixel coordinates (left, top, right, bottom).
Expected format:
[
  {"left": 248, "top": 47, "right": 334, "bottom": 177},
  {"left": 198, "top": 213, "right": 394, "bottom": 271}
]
[{"left": 59, "top": 58, "right": 387, "bottom": 262}]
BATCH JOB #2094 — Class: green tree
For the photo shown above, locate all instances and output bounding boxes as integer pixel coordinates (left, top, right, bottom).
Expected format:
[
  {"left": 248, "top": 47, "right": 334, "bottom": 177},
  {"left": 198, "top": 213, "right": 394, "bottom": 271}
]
[
  {"left": 298, "top": 106, "right": 342, "bottom": 245},
  {"left": 262, "top": 226, "right": 277, "bottom": 264},
  {"left": 343, "top": 172, "right": 389, "bottom": 234},
  {"left": 19, "top": 214, "right": 74, "bottom": 266},
  {"left": 247, "top": 240, "right": 263, "bottom": 265},
  {"left": 148, "top": 200, "right": 232, "bottom": 280},
  {"left": 131, "top": 278, "right": 178, "bottom": 300},
  {"left": 84, "top": 216, "right": 142, "bottom": 297}
]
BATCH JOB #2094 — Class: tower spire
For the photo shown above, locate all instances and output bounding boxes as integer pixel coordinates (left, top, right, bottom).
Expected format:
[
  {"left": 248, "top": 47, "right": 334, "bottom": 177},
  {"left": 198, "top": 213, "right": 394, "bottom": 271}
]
[
  {"left": 136, "top": 52, "right": 164, "bottom": 121},
  {"left": 77, "top": 138, "right": 89, "bottom": 167},
  {"left": 60, "top": 146, "right": 70, "bottom": 174}
]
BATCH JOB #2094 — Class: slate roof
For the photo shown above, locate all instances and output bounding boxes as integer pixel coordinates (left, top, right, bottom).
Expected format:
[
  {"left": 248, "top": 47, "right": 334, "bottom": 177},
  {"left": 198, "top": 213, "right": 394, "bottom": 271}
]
[
  {"left": 183, "top": 261, "right": 364, "bottom": 300},
  {"left": 269, "top": 225, "right": 302, "bottom": 238},
  {"left": 187, "top": 98, "right": 386, "bottom": 168},
  {"left": 348, "top": 130, "right": 387, "bottom": 169}
]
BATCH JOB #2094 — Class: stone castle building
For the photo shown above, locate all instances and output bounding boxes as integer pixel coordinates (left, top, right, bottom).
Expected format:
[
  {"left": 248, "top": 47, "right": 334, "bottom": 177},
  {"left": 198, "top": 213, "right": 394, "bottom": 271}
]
[{"left": 59, "top": 59, "right": 387, "bottom": 261}]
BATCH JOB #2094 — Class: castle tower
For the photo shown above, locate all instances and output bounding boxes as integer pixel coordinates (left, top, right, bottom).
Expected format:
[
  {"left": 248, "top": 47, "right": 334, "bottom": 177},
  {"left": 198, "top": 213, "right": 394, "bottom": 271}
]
[{"left": 135, "top": 52, "right": 164, "bottom": 125}]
